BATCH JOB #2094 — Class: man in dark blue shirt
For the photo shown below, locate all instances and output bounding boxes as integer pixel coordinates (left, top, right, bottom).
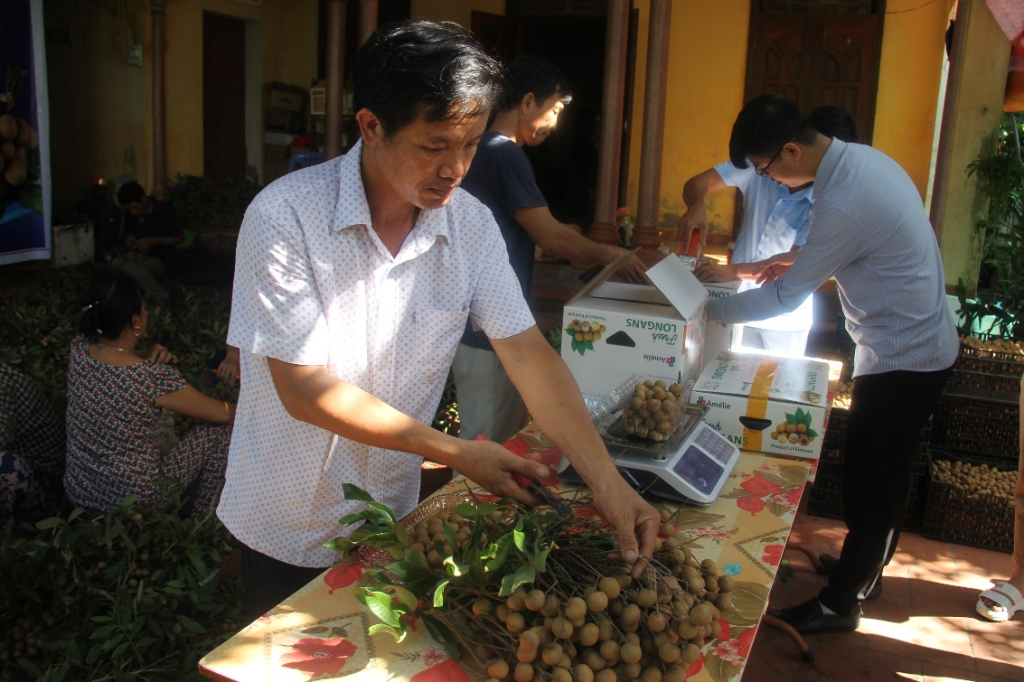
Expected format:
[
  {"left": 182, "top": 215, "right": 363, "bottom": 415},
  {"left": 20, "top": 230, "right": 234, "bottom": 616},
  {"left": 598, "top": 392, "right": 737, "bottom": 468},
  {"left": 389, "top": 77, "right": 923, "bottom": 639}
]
[
  {"left": 455, "top": 57, "right": 646, "bottom": 443},
  {"left": 112, "top": 181, "right": 183, "bottom": 302}
]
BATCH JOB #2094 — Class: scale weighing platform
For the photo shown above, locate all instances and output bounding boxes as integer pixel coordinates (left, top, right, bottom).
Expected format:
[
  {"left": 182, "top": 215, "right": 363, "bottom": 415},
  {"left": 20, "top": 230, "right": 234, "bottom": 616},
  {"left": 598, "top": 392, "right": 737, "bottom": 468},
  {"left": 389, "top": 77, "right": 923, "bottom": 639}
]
[{"left": 561, "top": 403, "right": 741, "bottom": 505}]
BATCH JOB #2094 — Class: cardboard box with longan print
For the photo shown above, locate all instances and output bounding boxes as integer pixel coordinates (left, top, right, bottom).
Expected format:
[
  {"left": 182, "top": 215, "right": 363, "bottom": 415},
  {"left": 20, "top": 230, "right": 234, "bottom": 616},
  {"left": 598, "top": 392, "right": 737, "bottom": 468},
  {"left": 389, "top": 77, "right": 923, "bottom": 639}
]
[
  {"left": 692, "top": 351, "right": 830, "bottom": 460},
  {"left": 560, "top": 252, "right": 708, "bottom": 397}
]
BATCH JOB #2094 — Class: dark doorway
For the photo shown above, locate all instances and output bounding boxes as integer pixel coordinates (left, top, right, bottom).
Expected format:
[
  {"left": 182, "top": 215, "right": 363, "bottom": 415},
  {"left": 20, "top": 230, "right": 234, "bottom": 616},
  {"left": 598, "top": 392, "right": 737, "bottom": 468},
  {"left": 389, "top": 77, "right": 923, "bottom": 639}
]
[
  {"left": 744, "top": 0, "right": 886, "bottom": 143},
  {"left": 512, "top": 17, "right": 607, "bottom": 228},
  {"left": 203, "top": 13, "right": 247, "bottom": 177}
]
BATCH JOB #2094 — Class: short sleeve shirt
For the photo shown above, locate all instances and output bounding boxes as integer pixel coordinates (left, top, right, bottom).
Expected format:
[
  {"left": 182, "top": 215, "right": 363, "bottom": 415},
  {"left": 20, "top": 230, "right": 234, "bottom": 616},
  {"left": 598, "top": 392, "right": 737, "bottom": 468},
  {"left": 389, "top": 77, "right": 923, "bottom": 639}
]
[
  {"left": 715, "top": 162, "right": 814, "bottom": 332},
  {"left": 63, "top": 335, "right": 187, "bottom": 509},
  {"left": 459, "top": 131, "right": 548, "bottom": 351},
  {"left": 221, "top": 139, "right": 536, "bottom": 567},
  {"left": 0, "top": 362, "right": 66, "bottom": 481}
]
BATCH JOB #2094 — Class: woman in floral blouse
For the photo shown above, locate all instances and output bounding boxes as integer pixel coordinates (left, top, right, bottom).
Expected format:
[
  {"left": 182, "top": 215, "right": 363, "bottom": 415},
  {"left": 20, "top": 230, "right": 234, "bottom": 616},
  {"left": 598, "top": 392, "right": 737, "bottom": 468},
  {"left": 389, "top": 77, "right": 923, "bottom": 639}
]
[{"left": 64, "top": 276, "right": 234, "bottom": 514}]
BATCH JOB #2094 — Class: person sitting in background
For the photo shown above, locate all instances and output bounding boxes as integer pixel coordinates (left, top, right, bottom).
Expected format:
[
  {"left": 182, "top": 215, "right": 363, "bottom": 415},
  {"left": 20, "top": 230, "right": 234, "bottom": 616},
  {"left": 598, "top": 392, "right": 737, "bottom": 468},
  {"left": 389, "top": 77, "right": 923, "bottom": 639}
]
[
  {"left": 110, "top": 182, "right": 183, "bottom": 304},
  {"left": 64, "top": 276, "right": 234, "bottom": 514},
  {"left": 976, "top": 372, "right": 1024, "bottom": 622},
  {"left": 0, "top": 362, "right": 66, "bottom": 520},
  {"left": 681, "top": 105, "right": 859, "bottom": 357}
]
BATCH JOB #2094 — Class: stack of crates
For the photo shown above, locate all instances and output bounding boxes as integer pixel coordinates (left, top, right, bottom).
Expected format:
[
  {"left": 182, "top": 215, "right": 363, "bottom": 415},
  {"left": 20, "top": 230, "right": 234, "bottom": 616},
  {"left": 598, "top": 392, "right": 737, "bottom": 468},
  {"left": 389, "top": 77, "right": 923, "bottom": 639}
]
[{"left": 923, "top": 336, "right": 1021, "bottom": 552}]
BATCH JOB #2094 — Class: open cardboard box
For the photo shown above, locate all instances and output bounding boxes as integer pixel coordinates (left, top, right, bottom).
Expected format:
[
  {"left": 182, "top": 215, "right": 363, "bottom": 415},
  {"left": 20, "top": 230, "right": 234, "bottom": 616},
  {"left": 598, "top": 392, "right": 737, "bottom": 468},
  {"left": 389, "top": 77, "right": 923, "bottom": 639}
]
[{"left": 561, "top": 251, "right": 708, "bottom": 397}]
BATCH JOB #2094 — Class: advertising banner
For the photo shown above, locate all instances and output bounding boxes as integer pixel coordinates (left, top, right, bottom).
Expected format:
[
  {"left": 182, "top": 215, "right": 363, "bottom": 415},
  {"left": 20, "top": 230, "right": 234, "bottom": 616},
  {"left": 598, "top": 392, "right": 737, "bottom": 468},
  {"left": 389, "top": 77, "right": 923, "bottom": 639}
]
[{"left": 0, "top": 0, "right": 50, "bottom": 265}]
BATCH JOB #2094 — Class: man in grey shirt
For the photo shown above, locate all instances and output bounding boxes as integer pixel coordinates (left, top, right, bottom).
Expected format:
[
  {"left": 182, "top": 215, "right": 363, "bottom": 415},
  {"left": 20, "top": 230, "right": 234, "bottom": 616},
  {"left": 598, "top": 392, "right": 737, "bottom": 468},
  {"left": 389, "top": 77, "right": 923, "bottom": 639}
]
[{"left": 710, "top": 94, "right": 958, "bottom": 635}]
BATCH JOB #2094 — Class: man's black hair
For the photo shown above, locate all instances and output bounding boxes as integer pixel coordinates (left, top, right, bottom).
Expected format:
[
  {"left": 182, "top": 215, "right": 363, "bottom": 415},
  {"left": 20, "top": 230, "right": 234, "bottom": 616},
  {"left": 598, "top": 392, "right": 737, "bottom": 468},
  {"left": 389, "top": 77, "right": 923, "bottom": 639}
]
[
  {"left": 807, "top": 106, "right": 859, "bottom": 144},
  {"left": 728, "top": 94, "right": 816, "bottom": 169},
  {"left": 117, "top": 181, "right": 145, "bottom": 207},
  {"left": 500, "top": 56, "right": 573, "bottom": 113},
  {"left": 78, "top": 275, "right": 143, "bottom": 339},
  {"left": 352, "top": 21, "right": 503, "bottom": 138}
]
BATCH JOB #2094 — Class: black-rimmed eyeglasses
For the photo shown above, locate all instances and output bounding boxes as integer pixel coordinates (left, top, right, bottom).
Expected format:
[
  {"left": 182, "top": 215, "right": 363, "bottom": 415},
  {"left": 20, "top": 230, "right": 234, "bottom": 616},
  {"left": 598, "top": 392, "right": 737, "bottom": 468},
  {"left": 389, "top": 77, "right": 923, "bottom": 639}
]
[{"left": 754, "top": 136, "right": 798, "bottom": 178}]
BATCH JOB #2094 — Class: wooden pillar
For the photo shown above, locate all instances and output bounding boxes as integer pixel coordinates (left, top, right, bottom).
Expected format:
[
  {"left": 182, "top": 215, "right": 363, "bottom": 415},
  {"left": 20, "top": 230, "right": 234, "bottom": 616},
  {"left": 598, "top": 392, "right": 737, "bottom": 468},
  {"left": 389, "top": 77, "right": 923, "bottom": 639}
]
[
  {"left": 151, "top": 1, "right": 167, "bottom": 199},
  {"left": 325, "top": 0, "right": 347, "bottom": 160},
  {"left": 589, "top": 0, "right": 631, "bottom": 246},
  {"left": 633, "top": 0, "right": 672, "bottom": 265},
  {"left": 929, "top": 0, "right": 1010, "bottom": 293},
  {"left": 359, "top": 0, "right": 378, "bottom": 47}
]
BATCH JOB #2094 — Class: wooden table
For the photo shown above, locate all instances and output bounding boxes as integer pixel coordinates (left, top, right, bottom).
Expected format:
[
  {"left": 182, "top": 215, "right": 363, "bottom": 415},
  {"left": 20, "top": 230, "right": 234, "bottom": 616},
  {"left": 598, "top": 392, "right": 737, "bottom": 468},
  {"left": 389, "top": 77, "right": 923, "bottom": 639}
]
[{"left": 199, "top": 426, "right": 814, "bottom": 682}]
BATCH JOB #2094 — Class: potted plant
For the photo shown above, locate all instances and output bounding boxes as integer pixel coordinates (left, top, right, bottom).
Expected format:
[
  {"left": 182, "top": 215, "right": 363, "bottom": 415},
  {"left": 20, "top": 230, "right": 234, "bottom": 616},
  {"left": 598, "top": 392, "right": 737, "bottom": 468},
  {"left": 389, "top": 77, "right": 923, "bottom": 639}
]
[{"left": 956, "top": 113, "right": 1024, "bottom": 338}]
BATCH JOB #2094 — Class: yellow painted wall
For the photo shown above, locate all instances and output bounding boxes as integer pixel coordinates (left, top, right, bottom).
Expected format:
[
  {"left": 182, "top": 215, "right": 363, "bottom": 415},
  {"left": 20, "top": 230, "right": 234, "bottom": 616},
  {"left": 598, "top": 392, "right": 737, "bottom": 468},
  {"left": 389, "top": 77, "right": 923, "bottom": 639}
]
[
  {"left": 411, "top": 0, "right": 505, "bottom": 28},
  {"left": 626, "top": 0, "right": 953, "bottom": 241},
  {"left": 872, "top": 0, "right": 955, "bottom": 197},
  {"left": 164, "top": 0, "right": 319, "bottom": 178},
  {"left": 43, "top": 0, "right": 317, "bottom": 215},
  {"left": 44, "top": 1, "right": 151, "bottom": 217}
]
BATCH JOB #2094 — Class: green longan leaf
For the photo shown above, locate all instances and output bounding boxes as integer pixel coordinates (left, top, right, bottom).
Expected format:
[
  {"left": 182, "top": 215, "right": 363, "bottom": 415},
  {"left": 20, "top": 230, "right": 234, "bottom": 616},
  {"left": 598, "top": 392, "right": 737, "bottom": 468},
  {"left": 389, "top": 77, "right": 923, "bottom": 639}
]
[
  {"left": 485, "top": 533, "right": 514, "bottom": 572},
  {"left": 585, "top": 341, "right": 594, "bottom": 351},
  {"left": 442, "top": 522, "right": 459, "bottom": 551},
  {"left": 513, "top": 528, "right": 527, "bottom": 552},
  {"left": 805, "top": 428, "right": 819, "bottom": 438},
  {"left": 442, "top": 556, "right": 467, "bottom": 577},
  {"left": 342, "top": 483, "right": 375, "bottom": 504},
  {"left": 368, "top": 622, "right": 406, "bottom": 642},
  {"left": 369, "top": 500, "right": 398, "bottom": 523},
  {"left": 433, "top": 578, "right": 451, "bottom": 607},
  {"left": 392, "top": 584, "right": 418, "bottom": 611},
  {"left": 499, "top": 564, "right": 536, "bottom": 597},
  {"left": 453, "top": 502, "right": 479, "bottom": 519},
  {"left": 784, "top": 412, "right": 796, "bottom": 424},
  {"left": 422, "top": 614, "right": 461, "bottom": 658},
  {"left": 800, "top": 412, "right": 813, "bottom": 427},
  {"left": 795, "top": 407, "right": 805, "bottom": 421},
  {"left": 355, "top": 587, "right": 402, "bottom": 627}
]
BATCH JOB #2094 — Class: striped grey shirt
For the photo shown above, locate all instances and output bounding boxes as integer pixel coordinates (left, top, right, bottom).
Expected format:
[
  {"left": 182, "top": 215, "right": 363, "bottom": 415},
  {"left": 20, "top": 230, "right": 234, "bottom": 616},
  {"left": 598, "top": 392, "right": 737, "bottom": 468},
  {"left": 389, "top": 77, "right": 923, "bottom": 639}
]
[{"left": 707, "top": 139, "right": 958, "bottom": 377}]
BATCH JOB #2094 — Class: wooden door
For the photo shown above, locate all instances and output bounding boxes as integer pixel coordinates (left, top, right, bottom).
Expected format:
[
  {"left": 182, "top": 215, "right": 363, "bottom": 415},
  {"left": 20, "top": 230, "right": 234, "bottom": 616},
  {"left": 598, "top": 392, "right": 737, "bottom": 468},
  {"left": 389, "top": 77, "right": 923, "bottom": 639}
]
[
  {"left": 203, "top": 13, "right": 247, "bottom": 177},
  {"left": 745, "top": 2, "right": 885, "bottom": 143}
]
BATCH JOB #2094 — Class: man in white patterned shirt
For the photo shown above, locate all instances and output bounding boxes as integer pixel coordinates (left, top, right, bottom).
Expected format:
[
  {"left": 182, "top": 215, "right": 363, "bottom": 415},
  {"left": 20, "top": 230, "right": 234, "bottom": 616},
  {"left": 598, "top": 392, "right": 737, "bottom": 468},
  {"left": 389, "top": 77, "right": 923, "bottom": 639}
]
[
  {"left": 222, "top": 21, "right": 660, "bottom": 616},
  {"left": 709, "top": 94, "right": 958, "bottom": 635}
]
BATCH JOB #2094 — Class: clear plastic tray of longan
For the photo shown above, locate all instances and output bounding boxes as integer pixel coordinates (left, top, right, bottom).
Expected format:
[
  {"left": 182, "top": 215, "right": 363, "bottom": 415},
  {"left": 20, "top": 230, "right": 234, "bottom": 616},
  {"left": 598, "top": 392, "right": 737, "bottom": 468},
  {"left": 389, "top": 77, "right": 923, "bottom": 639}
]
[{"left": 589, "top": 374, "right": 702, "bottom": 451}]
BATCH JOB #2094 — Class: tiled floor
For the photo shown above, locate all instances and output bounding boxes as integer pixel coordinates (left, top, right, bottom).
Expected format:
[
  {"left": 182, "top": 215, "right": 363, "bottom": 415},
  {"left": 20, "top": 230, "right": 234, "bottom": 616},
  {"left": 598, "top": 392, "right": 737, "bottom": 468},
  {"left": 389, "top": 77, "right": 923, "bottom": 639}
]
[{"left": 742, "top": 505, "right": 1024, "bottom": 681}]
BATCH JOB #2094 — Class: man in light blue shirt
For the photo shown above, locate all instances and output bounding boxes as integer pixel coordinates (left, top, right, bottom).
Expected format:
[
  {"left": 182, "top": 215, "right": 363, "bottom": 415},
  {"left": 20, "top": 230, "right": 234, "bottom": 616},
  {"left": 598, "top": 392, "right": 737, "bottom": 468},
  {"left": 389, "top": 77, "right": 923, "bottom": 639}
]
[
  {"left": 681, "top": 107, "right": 858, "bottom": 356},
  {"left": 712, "top": 94, "right": 958, "bottom": 636}
]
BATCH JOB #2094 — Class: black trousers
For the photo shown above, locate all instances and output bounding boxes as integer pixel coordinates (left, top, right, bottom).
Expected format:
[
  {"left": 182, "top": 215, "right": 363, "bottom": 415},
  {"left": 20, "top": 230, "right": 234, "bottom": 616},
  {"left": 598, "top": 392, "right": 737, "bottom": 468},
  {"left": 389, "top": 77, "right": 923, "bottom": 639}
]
[
  {"left": 818, "top": 364, "right": 952, "bottom": 616},
  {"left": 240, "top": 542, "right": 328, "bottom": 619}
]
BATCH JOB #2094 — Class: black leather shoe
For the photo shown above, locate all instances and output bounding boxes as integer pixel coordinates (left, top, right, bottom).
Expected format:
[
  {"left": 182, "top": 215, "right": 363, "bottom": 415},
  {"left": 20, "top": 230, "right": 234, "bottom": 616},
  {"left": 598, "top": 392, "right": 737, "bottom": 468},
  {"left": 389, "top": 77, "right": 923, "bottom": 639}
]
[
  {"left": 818, "top": 553, "right": 883, "bottom": 601},
  {"left": 768, "top": 597, "right": 861, "bottom": 635}
]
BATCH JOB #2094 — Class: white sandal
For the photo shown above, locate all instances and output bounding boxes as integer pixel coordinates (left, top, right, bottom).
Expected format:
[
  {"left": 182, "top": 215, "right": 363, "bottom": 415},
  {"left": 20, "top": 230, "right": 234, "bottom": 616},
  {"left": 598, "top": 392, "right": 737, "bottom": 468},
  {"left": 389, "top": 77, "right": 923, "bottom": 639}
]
[{"left": 976, "top": 581, "right": 1024, "bottom": 622}]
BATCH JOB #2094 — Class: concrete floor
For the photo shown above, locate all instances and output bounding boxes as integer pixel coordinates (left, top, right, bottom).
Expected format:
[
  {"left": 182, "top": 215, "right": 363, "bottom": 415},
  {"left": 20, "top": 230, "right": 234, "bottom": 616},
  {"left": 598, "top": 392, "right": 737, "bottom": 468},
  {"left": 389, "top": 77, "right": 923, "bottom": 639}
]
[{"left": 743, "top": 504, "right": 1024, "bottom": 681}]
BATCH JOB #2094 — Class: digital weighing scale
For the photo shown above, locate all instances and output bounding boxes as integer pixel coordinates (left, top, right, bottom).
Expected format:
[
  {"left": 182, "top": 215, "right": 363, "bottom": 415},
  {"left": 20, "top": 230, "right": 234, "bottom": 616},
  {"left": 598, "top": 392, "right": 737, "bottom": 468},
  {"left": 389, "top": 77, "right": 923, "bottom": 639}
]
[{"left": 560, "top": 402, "right": 742, "bottom": 505}]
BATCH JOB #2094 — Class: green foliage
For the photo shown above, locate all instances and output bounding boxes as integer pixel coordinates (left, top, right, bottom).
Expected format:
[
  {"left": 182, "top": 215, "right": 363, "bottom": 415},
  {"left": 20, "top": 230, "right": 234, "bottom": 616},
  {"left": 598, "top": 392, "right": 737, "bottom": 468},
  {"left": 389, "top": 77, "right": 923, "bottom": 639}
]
[
  {"left": 0, "top": 486, "right": 244, "bottom": 680},
  {"left": 166, "top": 174, "right": 261, "bottom": 231},
  {"left": 0, "top": 266, "right": 243, "bottom": 678},
  {"left": 328, "top": 485, "right": 594, "bottom": 656},
  {"left": 0, "top": 265, "right": 236, "bottom": 411},
  {"left": 958, "top": 114, "right": 1024, "bottom": 337}
]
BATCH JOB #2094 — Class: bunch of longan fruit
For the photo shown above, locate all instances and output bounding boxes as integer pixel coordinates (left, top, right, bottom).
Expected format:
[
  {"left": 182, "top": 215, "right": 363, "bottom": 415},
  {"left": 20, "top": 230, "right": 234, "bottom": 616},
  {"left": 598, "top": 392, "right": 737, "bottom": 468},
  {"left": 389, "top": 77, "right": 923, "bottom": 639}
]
[
  {"left": 470, "top": 539, "right": 733, "bottom": 682},
  {"left": 623, "top": 379, "right": 687, "bottom": 442},
  {"left": 0, "top": 113, "right": 38, "bottom": 197},
  {"left": 568, "top": 319, "right": 606, "bottom": 343},
  {"left": 410, "top": 510, "right": 490, "bottom": 569},
  {"left": 767, "top": 420, "right": 814, "bottom": 447},
  {"left": 934, "top": 459, "right": 1018, "bottom": 504}
]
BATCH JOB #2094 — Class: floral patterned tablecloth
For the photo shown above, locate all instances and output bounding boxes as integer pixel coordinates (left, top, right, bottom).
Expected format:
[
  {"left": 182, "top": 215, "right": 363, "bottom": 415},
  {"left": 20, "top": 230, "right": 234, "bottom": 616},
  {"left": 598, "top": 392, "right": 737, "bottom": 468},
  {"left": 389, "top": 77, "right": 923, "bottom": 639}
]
[{"left": 199, "top": 428, "right": 812, "bottom": 682}]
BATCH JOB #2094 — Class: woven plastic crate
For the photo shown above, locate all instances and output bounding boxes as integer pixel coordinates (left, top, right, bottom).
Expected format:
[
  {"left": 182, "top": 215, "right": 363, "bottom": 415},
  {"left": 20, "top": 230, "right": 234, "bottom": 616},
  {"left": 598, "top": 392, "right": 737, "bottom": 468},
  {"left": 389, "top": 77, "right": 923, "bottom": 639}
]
[
  {"left": 947, "top": 338, "right": 1024, "bottom": 404},
  {"left": 922, "top": 450, "right": 1015, "bottom": 553},
  {"left": 822, "top": 408, "right": 848, "bottom": 453},
  {"left": 930, "top": 396, "right": 1019, "bottom": 462}
]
